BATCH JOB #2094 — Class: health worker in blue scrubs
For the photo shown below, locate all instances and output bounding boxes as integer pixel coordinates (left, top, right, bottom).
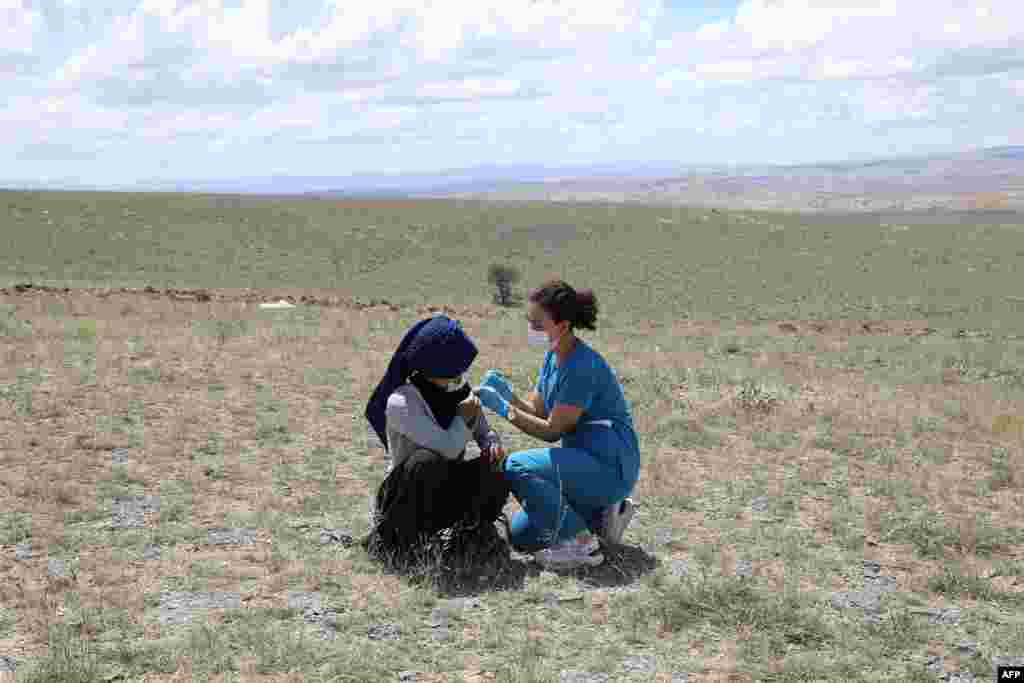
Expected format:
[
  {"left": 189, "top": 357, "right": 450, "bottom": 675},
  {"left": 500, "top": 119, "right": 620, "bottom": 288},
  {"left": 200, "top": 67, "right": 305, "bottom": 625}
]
[{"left": 475, "top": 279, "right": 640, "bottom": 569}]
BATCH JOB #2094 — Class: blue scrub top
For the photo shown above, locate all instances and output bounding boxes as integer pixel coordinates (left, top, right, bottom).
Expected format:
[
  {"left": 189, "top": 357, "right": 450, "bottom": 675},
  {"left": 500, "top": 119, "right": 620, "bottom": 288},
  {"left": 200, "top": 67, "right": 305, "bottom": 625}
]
[{"left": 535, "top": 339, "right": 640, "bottom": 471}]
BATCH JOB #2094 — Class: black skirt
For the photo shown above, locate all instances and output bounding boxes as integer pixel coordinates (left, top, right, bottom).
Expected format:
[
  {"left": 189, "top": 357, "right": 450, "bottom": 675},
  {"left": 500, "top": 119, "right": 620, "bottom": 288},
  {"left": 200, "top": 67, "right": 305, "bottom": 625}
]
[{"left": 363, "top": 448, "right": 511, "bottom": 568}]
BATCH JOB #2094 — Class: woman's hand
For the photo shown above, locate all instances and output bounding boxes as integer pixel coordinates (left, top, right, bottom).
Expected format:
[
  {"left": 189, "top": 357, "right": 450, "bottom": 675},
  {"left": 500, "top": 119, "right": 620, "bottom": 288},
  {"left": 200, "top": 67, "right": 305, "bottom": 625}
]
[
  {"left": 481, "top": 370, "right": 516, "bottom": 403},
  {"left": 484, "top": 443, "right": 507, "bottom": 467},
  {"left": 475, "top": 386, "right": 510, "bottom": 419},
  {"left": 458, "top": 394, "right": 482, "bottom": 423}
]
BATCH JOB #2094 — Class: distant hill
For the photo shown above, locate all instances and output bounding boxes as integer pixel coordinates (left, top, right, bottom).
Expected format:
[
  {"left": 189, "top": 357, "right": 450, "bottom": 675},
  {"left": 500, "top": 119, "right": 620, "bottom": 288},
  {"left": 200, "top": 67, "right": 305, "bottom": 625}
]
[
  {"left": 6, "top": 146, "right": 1021, "bottom": 212},
  {"left": 31, "top": 161, "right": 687, "bottom": 197},
  {"left": 411, "top": 146, "right": 1024, "bottom": 212},
  {"left": 984, "top": 146, "right": 1024, "bottom": 160}
]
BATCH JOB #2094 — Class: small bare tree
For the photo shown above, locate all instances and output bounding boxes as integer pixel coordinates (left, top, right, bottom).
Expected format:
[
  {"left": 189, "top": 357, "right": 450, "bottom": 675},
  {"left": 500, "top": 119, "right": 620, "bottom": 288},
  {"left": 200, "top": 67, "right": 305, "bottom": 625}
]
[
  {"left": 329, "top": 245, "right": 345, "bottom": 284},
  {"left": 487, "top": 264, "right": 521, "bottom": 307}
]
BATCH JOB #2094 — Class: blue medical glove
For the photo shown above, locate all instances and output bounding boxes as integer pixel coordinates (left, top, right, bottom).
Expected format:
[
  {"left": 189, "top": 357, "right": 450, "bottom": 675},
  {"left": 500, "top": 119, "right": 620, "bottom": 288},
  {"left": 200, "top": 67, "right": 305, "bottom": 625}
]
[
  {"left": 481, "top": 370, "right": 515, "bottom": 403},
  {"left": 475, "top": 386, "right": 510, "bottom": 419}
]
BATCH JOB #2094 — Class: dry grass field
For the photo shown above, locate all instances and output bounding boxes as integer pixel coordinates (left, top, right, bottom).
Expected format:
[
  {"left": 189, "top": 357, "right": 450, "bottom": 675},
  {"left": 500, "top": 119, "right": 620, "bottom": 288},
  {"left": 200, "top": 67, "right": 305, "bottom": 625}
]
[{"left": 1, "top": 192, "right": 1023, "bottom": 681}]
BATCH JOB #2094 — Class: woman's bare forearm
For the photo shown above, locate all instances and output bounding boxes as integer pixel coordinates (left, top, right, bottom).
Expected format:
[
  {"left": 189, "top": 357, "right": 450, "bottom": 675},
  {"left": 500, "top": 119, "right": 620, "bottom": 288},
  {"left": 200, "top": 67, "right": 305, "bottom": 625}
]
[
  {"left": 509, "top": 394, "right": 536, "bottom": 417},
  {"left": 507, "top": 406, "right": 559, "bottom": 443}
]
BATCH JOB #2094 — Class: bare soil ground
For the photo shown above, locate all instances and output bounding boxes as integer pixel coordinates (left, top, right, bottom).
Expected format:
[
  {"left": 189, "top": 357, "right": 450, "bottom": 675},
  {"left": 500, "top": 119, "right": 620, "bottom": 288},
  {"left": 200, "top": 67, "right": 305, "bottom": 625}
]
[{"left": 1, "top": 285, "right": 1022, "bottom": 682}]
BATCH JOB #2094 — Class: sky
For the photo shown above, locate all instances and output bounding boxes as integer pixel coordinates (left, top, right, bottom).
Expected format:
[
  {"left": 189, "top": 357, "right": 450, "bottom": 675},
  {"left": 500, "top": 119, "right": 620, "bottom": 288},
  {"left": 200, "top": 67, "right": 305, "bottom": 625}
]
[{"left": 2, "top": 0, "right": 1023, "bottom": 187}]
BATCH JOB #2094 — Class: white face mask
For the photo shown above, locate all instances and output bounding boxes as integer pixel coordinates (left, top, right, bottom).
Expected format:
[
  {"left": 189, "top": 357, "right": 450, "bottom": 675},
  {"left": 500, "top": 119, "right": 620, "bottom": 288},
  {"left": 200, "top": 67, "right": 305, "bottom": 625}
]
[
  {"left": 529, "top": 325, "right": 568, "bottom": 351},
  {"left": 527, "top": 327, "right": 549, "bottom": 347},
  {"left": 441, "top": 376, "right": 466, "bottom": 392}
]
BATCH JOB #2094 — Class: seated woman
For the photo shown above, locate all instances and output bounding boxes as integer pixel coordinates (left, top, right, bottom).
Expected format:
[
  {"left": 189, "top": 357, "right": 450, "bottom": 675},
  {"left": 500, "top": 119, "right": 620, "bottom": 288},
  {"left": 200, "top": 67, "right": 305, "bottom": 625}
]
[{"left": 362, "top": 314, "right": 510, "bottom": 569}]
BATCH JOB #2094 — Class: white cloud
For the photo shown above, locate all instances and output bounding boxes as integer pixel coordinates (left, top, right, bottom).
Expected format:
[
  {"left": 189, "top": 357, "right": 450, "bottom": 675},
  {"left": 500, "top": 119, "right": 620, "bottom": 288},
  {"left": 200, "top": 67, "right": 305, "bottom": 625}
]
[
  {"left": 340, "top": 83, "right": 396, "bottom": 103},
  {"left": 676, "top": 0, "right": 1024, "bottom": 85},
  {"left": 277, "top": 3, "right": 407, "bottom": 63},
  {"left": 48, "top": 0, "right": 658, "bottom": 102},
  {"left": 665, "top": 52, "right": 918, "bottom": 86},
  {"left": 732, "top": 0, "right": 855, "bottom": 52},
  {"left": 239, "top": 95, "right": 335, "bottom": 138},
  {"left": 4, "top": 0, "right": 1024, "bottom": 182},
  {"left": 417, "top": 78, "right": 523, "bottom": 100},
  {"left": 813, "top": 55, "right": 916, "bottom": 81},
  {"left": 137, "top": 109, "right": 241, "bottom": 141},
  {"left": 1, "top": 0, "right": 43, "bottom": 53},
  {"left": 0, "top": 93, "right": 131, "bottom": 150},
  {"left": 855, "top": 81, "right": 938, "bottom": 123},
  {"left": 694, "top": 20, "right": 729, "bottom": 44},
  {"left": 694, "top": 58, "right": 758, "bottom": 82},
  {"left": 133, "top": 0, "right": 652, "bottom": 69},
  {"left": 222, "top": 94, "right": 421, "bottom": 148},
  {"left": 0, "top": 94, "right": 40, "bottom": 132}
]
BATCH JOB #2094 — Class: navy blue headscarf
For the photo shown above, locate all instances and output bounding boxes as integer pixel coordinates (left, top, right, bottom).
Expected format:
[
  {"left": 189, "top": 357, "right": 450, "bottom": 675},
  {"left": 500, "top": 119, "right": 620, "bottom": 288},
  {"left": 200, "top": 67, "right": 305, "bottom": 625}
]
[{"left": 364, "top": 315, "right": 478, "bottom": 453}]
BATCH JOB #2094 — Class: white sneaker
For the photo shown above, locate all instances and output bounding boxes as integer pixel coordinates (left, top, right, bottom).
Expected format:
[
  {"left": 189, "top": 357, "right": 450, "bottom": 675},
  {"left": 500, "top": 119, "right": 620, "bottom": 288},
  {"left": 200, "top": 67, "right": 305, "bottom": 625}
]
[
  {"left": 598, "top": 497, "right": 636, "bottom": 546},
  {"left": 534, "top": 533, "right": 605, "bottom": 570}
]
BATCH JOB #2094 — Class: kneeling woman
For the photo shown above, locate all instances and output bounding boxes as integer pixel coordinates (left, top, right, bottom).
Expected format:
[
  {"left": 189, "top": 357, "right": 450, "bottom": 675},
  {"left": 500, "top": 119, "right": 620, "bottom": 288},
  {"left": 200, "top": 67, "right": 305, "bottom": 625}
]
[
  {"left": 475, "top": 280, "right": 640, "bottom": 570},
  {"left": 362, "top": 314, "right": 510, "bottom": 568}
]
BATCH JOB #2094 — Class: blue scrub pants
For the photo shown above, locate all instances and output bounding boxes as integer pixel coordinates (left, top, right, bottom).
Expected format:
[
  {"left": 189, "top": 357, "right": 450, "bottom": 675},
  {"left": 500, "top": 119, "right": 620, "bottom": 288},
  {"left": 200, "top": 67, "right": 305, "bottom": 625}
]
[{"left": 502, "top": 424, "right": 640, "bottom": 552}]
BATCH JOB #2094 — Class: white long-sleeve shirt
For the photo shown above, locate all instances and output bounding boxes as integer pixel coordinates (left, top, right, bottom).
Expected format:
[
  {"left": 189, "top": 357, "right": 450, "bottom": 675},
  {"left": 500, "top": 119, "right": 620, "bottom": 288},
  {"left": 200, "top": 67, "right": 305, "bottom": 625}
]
[
  {"left": 383, "top": 383, "right": 501, "bottom": 474},
  {"left": 368, "top": 383, "right": 503, "bottom": 528}
]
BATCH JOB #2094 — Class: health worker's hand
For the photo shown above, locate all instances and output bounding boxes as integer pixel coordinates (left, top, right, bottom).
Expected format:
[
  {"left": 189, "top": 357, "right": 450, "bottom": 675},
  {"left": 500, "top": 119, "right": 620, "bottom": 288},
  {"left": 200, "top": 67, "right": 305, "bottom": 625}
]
[
  {"left": 481, "top": 370, "right": 516, "bottom": 403},
  {"left": 475, "top": 386, "right": 510, "bottom": 419}
]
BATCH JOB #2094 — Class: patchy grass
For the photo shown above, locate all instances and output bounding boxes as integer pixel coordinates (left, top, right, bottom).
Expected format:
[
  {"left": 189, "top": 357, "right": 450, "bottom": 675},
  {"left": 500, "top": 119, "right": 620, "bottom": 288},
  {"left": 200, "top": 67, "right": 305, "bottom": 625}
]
[{"left": 0, "top": 196, "right": 1023, "bottom": 680}]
